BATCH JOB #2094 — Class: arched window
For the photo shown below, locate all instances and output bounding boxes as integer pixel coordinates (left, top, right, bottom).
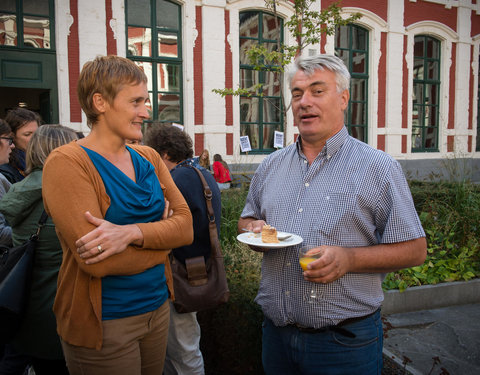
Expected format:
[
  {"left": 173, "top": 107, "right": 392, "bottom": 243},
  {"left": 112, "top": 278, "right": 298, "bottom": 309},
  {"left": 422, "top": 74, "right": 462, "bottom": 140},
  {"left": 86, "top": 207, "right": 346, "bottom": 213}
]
[
  {"left": 239, "top": 10, "right": 283, "bottom": 154},
  {"left": 335, "top": 24, "right": 369, "bottom": 143},
  {"left": 126, "top": 0, "right": 182, "bottom": 124},
  {"left": 0, "top": 0, "right": 54, "bottom": 50},
  {"left": 412, "top": 35, "right": 440, "bottom": 152}
]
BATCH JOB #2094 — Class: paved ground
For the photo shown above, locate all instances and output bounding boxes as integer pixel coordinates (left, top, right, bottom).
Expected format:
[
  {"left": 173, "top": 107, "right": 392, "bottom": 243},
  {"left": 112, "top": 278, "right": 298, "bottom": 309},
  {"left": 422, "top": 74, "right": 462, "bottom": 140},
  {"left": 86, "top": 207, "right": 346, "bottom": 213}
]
[{"left": 382, "top": 303, "right": 480, "bottom": 375}]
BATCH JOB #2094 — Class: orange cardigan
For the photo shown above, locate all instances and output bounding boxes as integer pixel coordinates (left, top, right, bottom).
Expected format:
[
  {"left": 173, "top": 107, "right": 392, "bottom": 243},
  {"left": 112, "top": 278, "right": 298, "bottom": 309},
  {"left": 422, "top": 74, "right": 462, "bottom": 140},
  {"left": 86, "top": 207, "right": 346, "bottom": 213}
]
[{"left": 42, "top": 142, "right": 193, "bottom": 350}]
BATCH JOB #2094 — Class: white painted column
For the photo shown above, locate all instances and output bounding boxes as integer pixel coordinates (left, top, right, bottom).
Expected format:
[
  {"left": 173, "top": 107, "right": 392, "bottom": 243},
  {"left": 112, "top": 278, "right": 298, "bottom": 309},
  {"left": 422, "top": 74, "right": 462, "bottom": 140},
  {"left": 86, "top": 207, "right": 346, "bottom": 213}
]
[
  {"left": 385, "top": 0, "right": 405, "bottom": 156},
  {"left": 454, "top": 3, "right": 473, "bottom": 154},
  {"left": 54, "top": 0, "right": 73, "bottom": 129},
  {"left": 201, "top": 0, "right": 228, "bottom": 156}
]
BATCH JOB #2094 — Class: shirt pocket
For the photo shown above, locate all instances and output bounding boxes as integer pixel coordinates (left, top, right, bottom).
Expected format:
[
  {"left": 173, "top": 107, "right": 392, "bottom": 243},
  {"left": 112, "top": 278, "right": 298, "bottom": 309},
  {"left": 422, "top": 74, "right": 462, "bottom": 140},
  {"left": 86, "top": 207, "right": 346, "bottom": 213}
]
[{"left": 309, "top": 192, "right": 358, "bottom": 244}]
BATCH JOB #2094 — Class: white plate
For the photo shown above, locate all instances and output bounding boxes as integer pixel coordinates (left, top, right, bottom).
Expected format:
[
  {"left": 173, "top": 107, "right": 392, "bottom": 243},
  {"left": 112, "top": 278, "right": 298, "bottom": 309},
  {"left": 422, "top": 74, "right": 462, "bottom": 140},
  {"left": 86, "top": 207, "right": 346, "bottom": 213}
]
[{"left": 236, "top": 231, "right": 303, "bottom": 249}]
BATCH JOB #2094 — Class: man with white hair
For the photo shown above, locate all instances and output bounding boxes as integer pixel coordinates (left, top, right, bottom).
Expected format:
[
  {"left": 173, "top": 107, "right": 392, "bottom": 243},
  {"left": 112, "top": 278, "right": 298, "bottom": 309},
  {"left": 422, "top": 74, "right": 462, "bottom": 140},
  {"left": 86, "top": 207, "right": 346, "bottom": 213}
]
[{"left": 238, "top": 54, "right": 427, "bottom": 374}]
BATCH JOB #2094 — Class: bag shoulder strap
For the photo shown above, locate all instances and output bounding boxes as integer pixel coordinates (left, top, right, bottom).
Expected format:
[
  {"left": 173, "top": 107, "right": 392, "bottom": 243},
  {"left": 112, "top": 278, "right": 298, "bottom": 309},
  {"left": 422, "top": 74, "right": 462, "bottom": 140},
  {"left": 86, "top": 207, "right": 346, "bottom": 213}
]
[
  {"left": 191, "top": 167, "right": 221, "bottom": 257},
  {"left": 31, "top": 210, "right": 48, "bottom": 239}
]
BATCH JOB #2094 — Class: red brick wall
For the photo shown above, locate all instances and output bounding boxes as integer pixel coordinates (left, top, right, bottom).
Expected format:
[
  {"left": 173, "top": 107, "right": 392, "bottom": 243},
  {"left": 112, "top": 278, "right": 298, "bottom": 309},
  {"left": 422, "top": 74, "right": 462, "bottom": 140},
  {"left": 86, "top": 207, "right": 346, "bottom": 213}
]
[
  {"left": 377, "top": 32, "right": 387, "bottom": 129},
  {"left": 105, "top": 0, "right": 117, "bottom": 55},
  {"left": 194, "top": 6, "right": 204, "bottom": 125},
  {"left": 225, "top": 10, "right": 233, "bottom": 126},
  {"left": 448, "top": 43, "right": 456, "bottom": 130},
  {"left": 404, "top": 0, "right": 457, "bottom": 31}
]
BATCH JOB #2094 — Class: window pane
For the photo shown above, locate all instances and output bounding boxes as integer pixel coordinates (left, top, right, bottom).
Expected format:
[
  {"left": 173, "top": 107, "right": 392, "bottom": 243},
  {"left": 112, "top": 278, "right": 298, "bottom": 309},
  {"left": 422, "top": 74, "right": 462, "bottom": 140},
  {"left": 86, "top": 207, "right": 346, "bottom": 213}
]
[
  {"left": 425, "top": 106, "right": 437, "bottom": 127},
  {"left": 134, "top": 61, "right": 152, "bottom": 90},
  {"left": 425, "top": 126, "right": 437, "bottom": 148},
  {"left": 156, "top": 0, "right": 178, "bottom": 30},
  {"left": 263, "top": 71, "right": 281, "bottom": 96},
  {"left": 335, "top": 25, "right": 349, "bottom": 49},
  {"left": 262, "top": 13, "right": 279, "bottom": 40},
  {"left": 414, "top": 37, "right": 424, "bottom": 57},
  {"left": 0, "top": 14, "right": 17, "bottom": 46},
  {"left": 24, "top": 0, "right": 49, "bottom": 15},
  {"left": 426, "top": 39, "right": 439, "bottom": 59},
  {"left": 240, "top": 69, "right": 259, "bottom": 91},
  {"left": 426, "top": 60, "right": 439, "bottom": 80},
  {"left": 158, "top": 93, "right": 180, "bottom": 121},
  {"left": 412, "top": 105, "right": 423, "bottom": 127},
  {"left": 425, "top": 84, "right": 438, "bottom": 105},
  {"left": 350, "top": 102, "right": 365, "bottom": 125},
  {"left": 264, "top": 42, "right": 279, "bottom": 54},
  {"left": 240, "top": 12, "right": 258, "bottom": 38},
  {"left": 412, "top": 83, "right": 423, "bottom": 105},
  {"left": 412, "top": 127, "right": 422, "bottom": 149},
  {"left": 352, "top": 52, "right": 366, "bottom": 73},
  {"left": 263, "top": 98, "right": 281, "bottom": 123},
  {"left": 127, "top": 0, "right": 151, "bottom": 27},
  {"left": 262, "top": 124, "right": 281, "bottom": 149},
  {"left": 240, "top": 97, "right": 259, "bottom": 122},
  {"left": 352, "top": 27, "right": 366, "bottom": 50},
  {"left": 158, "top": 31, "right": 178, "bottom": 57},
  {"left": 24, "top": 16, "right": 50, "bottom": 49},
  {"left": 413, "top": 58, "right": 424, "bottom": 80},
  {"left": 350, "top": 126, "right": 366, "bottom": 143},
  {"left": 0, "top": 0, "right": 16, "bottom": 12},
  {"left": 157, "top": 63, "right": 180, "bottom": 91},
  {"left": 239, "top": 38, "right": 255, "bottom": 65},
  {"left": 127, "top": 27, "right": 152, "bottom": 57},
  {"left": 241, "top": 124, "right": 259, "bottom": 149},
  {"left": 335, "top": 49, "right": 349, "bottom": 69},
  {"left": 350, "top": 79, "right": 366, "bottom": 101}
]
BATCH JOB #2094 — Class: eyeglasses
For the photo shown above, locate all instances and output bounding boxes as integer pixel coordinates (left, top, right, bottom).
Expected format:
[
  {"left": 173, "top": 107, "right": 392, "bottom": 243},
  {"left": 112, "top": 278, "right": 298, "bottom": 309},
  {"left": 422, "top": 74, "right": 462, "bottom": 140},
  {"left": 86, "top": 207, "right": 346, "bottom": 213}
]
[{"left": 0, "top": 137, "right": 14, "bottom": 146}]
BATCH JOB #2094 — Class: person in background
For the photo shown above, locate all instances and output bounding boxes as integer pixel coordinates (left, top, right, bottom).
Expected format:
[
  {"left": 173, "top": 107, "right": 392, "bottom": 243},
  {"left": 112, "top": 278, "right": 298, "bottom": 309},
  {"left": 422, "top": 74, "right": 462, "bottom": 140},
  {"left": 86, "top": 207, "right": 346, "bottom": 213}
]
[
  {"left": 193, "top": 149, "right": 211, "bottom": 172},
  {"left": 145, "top": 124, "right": 222, "bottom": 375},
  {"left": 0, "top": 125, "right": 78, "bottom": 375},
  {"left": 212, "top": 154, "right": 232, "bottom": 190},
  {"left": 0, "top": 108, "right": 40, "bottom": 183},
  {"left": 42, "top": 55, "right": 193, "bottom": 375},
  {"left": 0, "top": 119, "right": 14, "bottom": 246},
  {"left": 238, "top": 54, "right": 426, "bottom": 374}
]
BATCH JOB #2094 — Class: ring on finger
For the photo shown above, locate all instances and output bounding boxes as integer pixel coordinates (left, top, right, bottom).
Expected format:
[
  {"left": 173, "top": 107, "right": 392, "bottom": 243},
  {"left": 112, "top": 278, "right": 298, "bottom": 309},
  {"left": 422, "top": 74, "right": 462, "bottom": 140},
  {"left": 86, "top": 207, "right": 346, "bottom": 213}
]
[{"left": 97, "top": 245, "right": 103, "bottom": 254}]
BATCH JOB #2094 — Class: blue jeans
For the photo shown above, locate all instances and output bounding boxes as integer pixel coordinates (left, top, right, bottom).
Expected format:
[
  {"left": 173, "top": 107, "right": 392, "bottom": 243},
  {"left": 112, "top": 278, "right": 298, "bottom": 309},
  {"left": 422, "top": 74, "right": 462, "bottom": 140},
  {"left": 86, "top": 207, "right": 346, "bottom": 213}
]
[{"left": 262, "top": 310, "right": 383, "bottom": 375}]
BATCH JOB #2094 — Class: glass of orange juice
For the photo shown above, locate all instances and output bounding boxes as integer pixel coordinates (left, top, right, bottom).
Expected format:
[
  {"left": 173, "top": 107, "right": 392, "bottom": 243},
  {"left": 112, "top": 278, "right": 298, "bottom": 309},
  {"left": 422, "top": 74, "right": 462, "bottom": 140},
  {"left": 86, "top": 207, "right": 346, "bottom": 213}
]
[{"left": 299, "top": 245, "right": 321, "bottom": 271}]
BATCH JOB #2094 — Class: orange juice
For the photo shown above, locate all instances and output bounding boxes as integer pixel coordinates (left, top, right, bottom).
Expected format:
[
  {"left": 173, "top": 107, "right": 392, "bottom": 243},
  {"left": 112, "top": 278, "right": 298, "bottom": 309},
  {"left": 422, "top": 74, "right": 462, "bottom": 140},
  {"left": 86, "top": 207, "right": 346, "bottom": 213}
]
[{"left": 299, "top": 257, "right": 317, "bottom": 271}]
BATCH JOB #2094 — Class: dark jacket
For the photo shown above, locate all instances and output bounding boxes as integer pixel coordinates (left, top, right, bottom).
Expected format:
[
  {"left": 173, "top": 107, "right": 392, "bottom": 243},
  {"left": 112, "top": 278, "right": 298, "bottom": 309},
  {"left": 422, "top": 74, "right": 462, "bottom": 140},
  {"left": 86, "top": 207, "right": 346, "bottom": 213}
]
[
  {"left": 0, "top": 163, "right": 24, "bottom": 184},
  {"left": 170, "top": 164, "right": 221, "bottom": 263},
  {"left": 0, "top": 169, "right": 63, "bottom": 359}
]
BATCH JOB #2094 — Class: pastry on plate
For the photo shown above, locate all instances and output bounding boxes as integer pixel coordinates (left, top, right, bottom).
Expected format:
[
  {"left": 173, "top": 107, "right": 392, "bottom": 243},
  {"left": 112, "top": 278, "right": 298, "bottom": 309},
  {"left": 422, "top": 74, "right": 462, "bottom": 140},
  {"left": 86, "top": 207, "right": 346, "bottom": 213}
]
[{"left": 261, "top": 224, "right": 279, "bottom": 243}]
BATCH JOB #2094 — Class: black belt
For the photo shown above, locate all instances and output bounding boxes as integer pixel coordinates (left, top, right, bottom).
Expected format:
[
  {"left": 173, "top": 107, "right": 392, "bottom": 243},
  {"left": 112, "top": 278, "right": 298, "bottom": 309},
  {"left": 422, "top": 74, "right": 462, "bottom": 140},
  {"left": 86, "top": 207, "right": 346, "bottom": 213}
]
[{"left": 290, "top": 309, "right": 379, "bottom": 338}]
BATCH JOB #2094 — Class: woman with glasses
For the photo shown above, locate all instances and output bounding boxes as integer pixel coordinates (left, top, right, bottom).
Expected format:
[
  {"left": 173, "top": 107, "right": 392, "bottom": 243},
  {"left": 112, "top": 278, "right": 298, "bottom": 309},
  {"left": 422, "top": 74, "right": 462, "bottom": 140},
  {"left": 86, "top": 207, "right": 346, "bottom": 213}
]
[
  {"left": 0, "top": 108, "right": 40, "bottom": 184},
  {"left": 0, "top": 119, "right": 14, "bottom": 246}
]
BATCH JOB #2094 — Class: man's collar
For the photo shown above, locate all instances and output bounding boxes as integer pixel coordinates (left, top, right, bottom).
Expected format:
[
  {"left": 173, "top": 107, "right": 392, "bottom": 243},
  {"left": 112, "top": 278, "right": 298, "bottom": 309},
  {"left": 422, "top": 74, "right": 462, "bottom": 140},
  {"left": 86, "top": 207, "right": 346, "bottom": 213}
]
[{"left": 296, "top": 126, "right": 348, "bottom": 159}]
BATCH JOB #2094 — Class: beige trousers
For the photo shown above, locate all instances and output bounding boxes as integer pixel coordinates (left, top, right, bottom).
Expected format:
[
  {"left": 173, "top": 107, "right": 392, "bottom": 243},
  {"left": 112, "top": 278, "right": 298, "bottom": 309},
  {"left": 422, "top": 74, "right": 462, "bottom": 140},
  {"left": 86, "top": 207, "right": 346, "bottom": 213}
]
[{"left": 61, "top": 300, "right": 170, "bottom": 375}]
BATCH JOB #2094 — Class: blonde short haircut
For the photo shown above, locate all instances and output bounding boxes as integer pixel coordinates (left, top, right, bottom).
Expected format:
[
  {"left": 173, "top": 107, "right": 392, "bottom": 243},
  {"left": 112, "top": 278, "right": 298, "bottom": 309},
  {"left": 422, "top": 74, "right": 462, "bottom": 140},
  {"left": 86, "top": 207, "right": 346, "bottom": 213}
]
[
  {"left": 26, "top": 124, "right": 78, "bottom": 174},
  {"left": 77, "top": 55, "right": 148, "bottom": 127}
]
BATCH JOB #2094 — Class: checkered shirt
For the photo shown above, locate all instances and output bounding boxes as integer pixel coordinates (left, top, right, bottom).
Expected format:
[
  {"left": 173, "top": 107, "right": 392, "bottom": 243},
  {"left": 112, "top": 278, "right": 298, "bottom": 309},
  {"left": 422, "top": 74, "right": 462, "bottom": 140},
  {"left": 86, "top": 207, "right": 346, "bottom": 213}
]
[{"left": 241, "top": 126, "right": 425, "bottom": 328}]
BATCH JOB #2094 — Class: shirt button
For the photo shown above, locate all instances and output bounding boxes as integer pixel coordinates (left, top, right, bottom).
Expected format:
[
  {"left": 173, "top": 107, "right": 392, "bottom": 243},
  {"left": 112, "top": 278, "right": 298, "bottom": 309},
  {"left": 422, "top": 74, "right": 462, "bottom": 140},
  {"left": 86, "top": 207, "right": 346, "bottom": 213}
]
[
  {"left": 285, "top": 291, "right": 290, "bottom": 297},
  {"left": 305, "top": 182, "right": 310, "bottom": 187},
  {"left": 325, "top": 196, "right": 330, "bottom": 200},
  {"left": 286, "top": 262, "right": 291, "bottom": 267},
  {"left": 298, "top": 208, "right": 303, "bottom": 213},
  {"left": 304, "top": 160, "right": 307, "bottom": 164},
  {"left": 327, "top": 154, "right": 331, "bottom": 159}
]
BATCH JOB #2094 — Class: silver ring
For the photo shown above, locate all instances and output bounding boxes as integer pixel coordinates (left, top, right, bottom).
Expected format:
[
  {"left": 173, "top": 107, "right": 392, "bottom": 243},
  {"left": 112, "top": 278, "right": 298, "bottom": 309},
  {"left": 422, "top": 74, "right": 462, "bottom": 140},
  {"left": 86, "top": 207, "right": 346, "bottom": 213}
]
[{"left": 97, "top": 245, "right": 103, "bottom": 253}]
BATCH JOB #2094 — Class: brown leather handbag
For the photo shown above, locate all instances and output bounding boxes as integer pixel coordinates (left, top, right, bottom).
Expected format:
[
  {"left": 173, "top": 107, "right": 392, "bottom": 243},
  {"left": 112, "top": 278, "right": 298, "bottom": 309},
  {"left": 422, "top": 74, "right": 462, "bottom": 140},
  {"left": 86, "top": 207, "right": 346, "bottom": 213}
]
[{"left": 170, "top": 167, "right": 230, "bottom": 313}]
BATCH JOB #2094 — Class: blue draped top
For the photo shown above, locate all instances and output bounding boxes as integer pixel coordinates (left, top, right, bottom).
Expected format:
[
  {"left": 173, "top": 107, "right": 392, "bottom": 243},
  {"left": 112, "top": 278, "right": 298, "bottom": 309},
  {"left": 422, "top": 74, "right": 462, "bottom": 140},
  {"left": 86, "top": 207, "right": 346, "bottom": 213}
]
[{"left": 81, "top": 145, "right": 167, "bottom": 320}]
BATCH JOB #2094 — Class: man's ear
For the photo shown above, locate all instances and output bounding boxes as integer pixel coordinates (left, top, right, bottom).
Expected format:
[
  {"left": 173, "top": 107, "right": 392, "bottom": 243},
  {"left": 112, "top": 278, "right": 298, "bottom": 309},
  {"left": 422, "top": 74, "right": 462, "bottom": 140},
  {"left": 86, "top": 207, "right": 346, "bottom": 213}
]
[{"left": 92, "top": 93, "right": 107, "bottom": 114}]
